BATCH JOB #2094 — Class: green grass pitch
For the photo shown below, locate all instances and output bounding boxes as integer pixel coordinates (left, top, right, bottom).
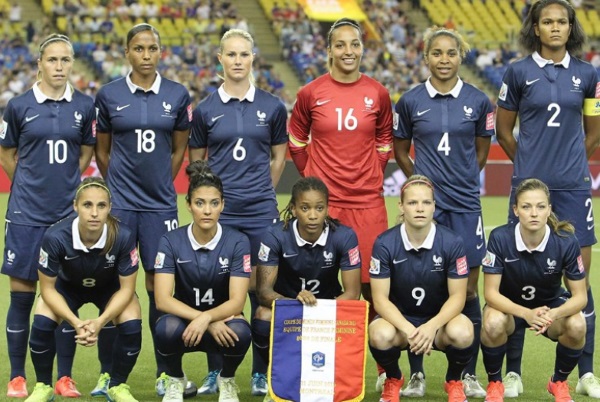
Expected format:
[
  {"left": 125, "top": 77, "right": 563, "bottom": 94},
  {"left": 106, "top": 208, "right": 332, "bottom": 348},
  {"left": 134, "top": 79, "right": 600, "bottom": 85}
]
[{"left": 0, "top": 194, "right": 599, "bottom": 401}]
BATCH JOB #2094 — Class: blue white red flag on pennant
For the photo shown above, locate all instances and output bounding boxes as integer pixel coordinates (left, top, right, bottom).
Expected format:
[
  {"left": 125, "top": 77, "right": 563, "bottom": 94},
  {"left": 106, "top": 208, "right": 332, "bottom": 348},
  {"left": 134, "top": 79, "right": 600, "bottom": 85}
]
[{"left": 268, "top": 299, "right": 368, "bottom": 402}]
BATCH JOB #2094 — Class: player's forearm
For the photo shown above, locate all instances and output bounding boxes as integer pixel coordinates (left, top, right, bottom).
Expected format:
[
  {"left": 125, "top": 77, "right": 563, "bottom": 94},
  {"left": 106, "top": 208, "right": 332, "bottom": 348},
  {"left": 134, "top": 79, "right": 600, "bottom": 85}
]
[
  {"left": 155, "top": 294, "right": 203, "bottom": 321},
  {"left": 171, "top": 152, "right": 185, "bottom": 181},
  {"left": 97, "top": 288, "right": 135, "bottom": 326},
  {"left": 373, "top": 297, "right": 412, "bottom": 334},
  {"left": 486, "top": 290, "right": 530, "bottom": 319},
  {"left": 428, "top": 294, "right": 466, "bottom": 331},
  {"left": 270, "top": 158, "right": 285, "bottom": 188},
  {"left": 42, "top": 289, "right": 81, "bottom": 328},
  {"left": 204, "top": 298, "right": 246, "bottom": 322},
  {"left": 289, "top": 143, "right": 308, "bottom": 175},
  {"left": 0, "top": 149, "right": 17, "bottom": 180}
]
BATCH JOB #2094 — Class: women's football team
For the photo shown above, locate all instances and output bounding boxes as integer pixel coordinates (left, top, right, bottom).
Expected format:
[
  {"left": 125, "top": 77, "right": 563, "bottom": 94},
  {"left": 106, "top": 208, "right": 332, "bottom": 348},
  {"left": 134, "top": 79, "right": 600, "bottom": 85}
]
[{"left": 2, "top": 3, "right": 600, "bottom": 401}]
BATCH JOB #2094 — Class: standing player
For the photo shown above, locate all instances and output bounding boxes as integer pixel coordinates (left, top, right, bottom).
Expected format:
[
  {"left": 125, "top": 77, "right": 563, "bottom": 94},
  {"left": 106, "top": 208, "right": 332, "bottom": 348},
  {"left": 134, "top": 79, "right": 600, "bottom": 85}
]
[
  {"left": 94, "top": 23, "right": 193, "bottom": 396},
  {"left": 495, "top": 0, "right": 600, "bottom": 397},
  {"left": 480, "top": 178, "right": 587, "bottom": 402},
  {"left": 369, "top": 175, "right": 474, "bottom": 402},
  {"left": 0, "top": 33, "right": 95, "bottom": 398},
  {"left": 288, "top": 17, "right": 393, "bottom": 325},
  {"left": 26, "top": 177, "right": 142, "bottom": 402},
  {"left": 188, "top": 28, "right": 287, "bottom": 396},
  {"left": 154, "top": 161, "right": 252, "bottom": 402},
  {"left": 254, "top": 177, "right": 362, "bottom": 402},
  {"left": 394, "top": 26, "right": 493, "bottom": 398}
]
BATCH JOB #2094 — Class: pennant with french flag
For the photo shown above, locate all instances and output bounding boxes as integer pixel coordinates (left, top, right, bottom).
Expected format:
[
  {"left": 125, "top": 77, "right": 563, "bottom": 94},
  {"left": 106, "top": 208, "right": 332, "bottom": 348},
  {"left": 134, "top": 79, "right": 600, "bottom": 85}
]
[{"left": 267, "top": 299, "right": 369, "bottom": 402}]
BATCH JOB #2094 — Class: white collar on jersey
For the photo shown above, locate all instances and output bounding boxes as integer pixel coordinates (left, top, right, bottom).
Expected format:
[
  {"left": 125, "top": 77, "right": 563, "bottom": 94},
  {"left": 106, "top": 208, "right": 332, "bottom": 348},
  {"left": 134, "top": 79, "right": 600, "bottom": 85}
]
[
  {"left": 400, "top": 222, "right": 436, "bottom": 251},
  {"left": 125, "top": 71, "right": 161, "bottom": 94},
  {"left": 425, "top": 77, "right": 463, "bottom": 98},
  {"left": 293, "top": 220, "right": 329, "bottom": 247},
  {"left": 532, "top": 51, "right": 571, "bottom": 68},
  {"left": 72, "top": 217, "right": 107, "bottom": 252},
  {"left": 514, "top": 223, "right": 551, "bottom": 252},
  {"left": 218, "top": 83, "right": 256, "bottom": 103},
  {"left": 32, "top": 81, "right": 74, "bottom": 103},
  {"left": 188, "top": 222, "right": 223, "bottom": 251}
]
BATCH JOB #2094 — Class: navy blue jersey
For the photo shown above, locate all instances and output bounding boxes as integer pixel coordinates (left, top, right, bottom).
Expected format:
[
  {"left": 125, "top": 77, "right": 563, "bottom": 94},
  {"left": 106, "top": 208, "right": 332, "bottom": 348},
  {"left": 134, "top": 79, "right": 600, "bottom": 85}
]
[
  {"left": 395, "top": 79, "right": 494, "bottom": 212},
  {"left": 497, "top": 53, "right": 599, "bottom": 190},
  {"left": 155, "top": 224, "right": 251, "bottom": 311},
  {"left": 189, "top": 86, "right": 288, "bottom": 219},
  {"left": 38, "top": 216, "right": 138, "bottom": 290},
  {"left": 95, "top": 74, "right": 192, "bottom": 211},
  {"left": 257, "top": 220, "right": 361, "bottom": 299},
  {"left": 482, "top": 223, "right": 585, "bottom": 308},
  {"left": 370, "top": 224, "right": 468, "bottom": 317},
  {"left": 1, "top": 85, "right": 95, "bottom": 225}
]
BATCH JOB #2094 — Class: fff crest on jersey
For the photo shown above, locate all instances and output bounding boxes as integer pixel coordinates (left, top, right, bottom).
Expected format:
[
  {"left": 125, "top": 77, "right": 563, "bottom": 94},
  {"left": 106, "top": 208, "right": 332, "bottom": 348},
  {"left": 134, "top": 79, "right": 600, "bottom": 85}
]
[
  {"left": 312, "top": 351, "right": 325, "bottom": 368},
  {"left": 431, "top": 254, "right": 443, "bottom": 271},
  {"left": 72, "top": 111, "right": 83, "bottom": 129},
  {"left": 161, "top": 101, "right": 173, "bottom": 118},
  {"left": 6, "top": 249, "right": 15, "bottom": 265},
  {"left": 322, "top": 250, "right": 333, "bottom": 267},
  {"left": 463, "top": 105, "right": 473, "bottom": 120},
  {"left": 363, "top": 96, "right": 374, "bottom": 112},
  {"left": 105, "top": 253, "right": 116, "bottom": 269},
  {"left": 219, "top": 256, "right": 230, "bottom": 274},
  {"left": 571, "top": 76, "right": 582, "bottom": 92},
  {"left": 545, "top": 258, "right": 558, "bottom": 274},
  {"left": 256, "top": 110, "right": 268, "bottom": 126}
]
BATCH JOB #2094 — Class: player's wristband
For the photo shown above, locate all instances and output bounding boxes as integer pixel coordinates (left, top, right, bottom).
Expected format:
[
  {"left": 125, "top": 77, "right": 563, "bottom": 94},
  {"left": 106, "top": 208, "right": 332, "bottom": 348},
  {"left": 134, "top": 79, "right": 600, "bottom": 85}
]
[{"left": 583, "top": 98, "right": 600, "bottom": 116}]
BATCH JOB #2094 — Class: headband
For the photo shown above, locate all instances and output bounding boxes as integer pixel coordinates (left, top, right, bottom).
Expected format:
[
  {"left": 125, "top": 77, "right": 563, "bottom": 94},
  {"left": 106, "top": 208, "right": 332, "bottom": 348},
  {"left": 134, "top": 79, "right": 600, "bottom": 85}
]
[
  {"left": 76, "top": 182, "right": 111, "bottom": 199},
  {"left": 401, "top": 179, "right": 434, "bottom": 195}
]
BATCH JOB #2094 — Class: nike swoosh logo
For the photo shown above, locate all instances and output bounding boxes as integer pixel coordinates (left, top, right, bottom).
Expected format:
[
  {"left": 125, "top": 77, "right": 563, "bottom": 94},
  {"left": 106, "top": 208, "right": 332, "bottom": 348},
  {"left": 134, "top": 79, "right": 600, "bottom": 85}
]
[
  {"left": 25, "top": 114, "right": 40, "bottom": 122},
  {"left": 588, "top": 224, "right": 595, "bottom": 230},
  {"left": 393, "top": 258, "right": 408, "bottom": 264},
  {"left": 177, "top": 258, "right": 191, "bottom": 263},
  {"left": 283, "top": 253, "right": 297, "bottom": 258},
  {"left": 526, "top": 79, "right": 540, "bottom": 85},
  {"left": 417, "top": 109, "right": 431, "bottom": 116},
  {"left": 7, "top": 327, "right": 25, "bottom": 333},
  {"left": 583, "top": 310, "right": 595, "bottom": 318},
  {"left": 316, "top": 100, "right": 331, "bottom": 106},
  {"left": 62, "top": 328, "right": 76, "bottom": 333},
  {"left": 65, "top": 255, "right": 79, "bottom": 260},
  {"left": 211, "top": 114, "right": 224, "bottom": 122},
  {"left": 127, "top": 350, "right": 141, "bottom": 356},
  {"left": 116, "top": 104, "right": 130, "bottom": 111},
  {"left": 477, "top": 243, "right": 484, "bottom": 250},
  {"left": 30, "top": 348, "right": 50, "bottom": 354},
  {"left": 504, "top": 257, "right": 519, "bottom": 263}
]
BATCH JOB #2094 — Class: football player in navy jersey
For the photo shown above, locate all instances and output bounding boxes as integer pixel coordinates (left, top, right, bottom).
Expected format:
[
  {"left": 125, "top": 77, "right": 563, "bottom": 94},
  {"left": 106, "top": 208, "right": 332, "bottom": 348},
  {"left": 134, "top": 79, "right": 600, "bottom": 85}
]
[
  {"left": 495, "top": 0, "right": 600, "bottom": 397},
  {"left": 154, "top": 161, "right": 252, "bottom": 402},
  {"left": 94, "top": 23, "right": 193, "bottom": 396},
  {"left": 369, "top": 175, "right": 474, "bottom": 402},
  {"left": 253, "top": 177, "right": 362, "bottom": 401},
  {"left": 25, "top": 177, "right": 142, "bottom": 402},
  {"left": 0, "top": 33, "right": 96, "bottom": 399},
  {"left": 393, "top": 26, "right": 493, "bottom": 398},
  {"left": 188, "top": 28, "right": 287, "bottom": 396},
  {"left": 481, "top": 178, "right": 587, "bottom": 402}
]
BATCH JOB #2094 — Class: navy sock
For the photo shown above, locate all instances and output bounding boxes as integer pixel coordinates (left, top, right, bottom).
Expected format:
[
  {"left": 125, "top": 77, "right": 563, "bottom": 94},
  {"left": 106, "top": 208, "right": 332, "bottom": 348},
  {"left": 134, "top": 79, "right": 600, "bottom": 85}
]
[
  {"left": 148, "top": 291, "right": 167, "bottom": 377},
  {"left": 7, "top": 291, "right": 35, "bottom": 379},
  {"left": 154, "top": 315, "right": 186, "bottom": 378},
  {"left": 251, "top": 318, "right": 271, "bottom": 369},
  {"left": 445, "top": 343, "right": 474, "bottom": 382},
  {"left": 462, "top": 295, "right": 482, "bottom": 376},
  {"left": 505, "top": 321, "right": 525, "bottom": 375},
  {"left": 55, "top": 321, "right": 76, "bottom": 379},
  {"left": 98, "top": 321, "right": 117, "bottom": 374},
  {"left": 249, "top": 291, "right": 268, "bottom": 375},
  {"left": 369, "top": 345, "right": 402, "bottom": 380},
  {"left": 29, "top": 315, "right": 58, "bottom": 386},
  {"left": 221, "top": 319, "right": 252, "bottom": 378},
  {"left": 407, "top": 351, "right": 424, "bottom": 377},
  {"left": 481, "top": 344, "right": 506, "bottom": 382},
  {"left": 554, "top": 343, "right": 583, "bottom": 382},
  {"left": 578, "top": 288, "right": 595, "bottom": 377},
  {"left": 109, "top": 319, "right": 142, "bottom": 387},
  {"left": 206, "top": 353, "right": 223, "bottom": 373}
]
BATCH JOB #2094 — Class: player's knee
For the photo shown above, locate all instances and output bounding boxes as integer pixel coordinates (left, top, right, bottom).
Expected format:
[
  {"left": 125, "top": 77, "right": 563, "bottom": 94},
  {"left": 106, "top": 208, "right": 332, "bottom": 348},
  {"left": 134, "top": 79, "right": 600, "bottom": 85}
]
[
  {"left": 482, "top": 312, "right": 508, "bottom": 341},
  {"left": 227, "top": 318, "right": 252, "bottom": 354},
  {"left": 445, "top": 315, "right": 474, "bottom": 348},
  {"left": 562, "top": 313, "right": 586, "bottom": 344},
  {"left": 155, "top": 314, "right": 186, "bottom": 351},
  {"left": 368, "top": 320, "right": 396, "bottom": 349},
  {"left": 254, "top": 305, "right": 272, "bottom": 321}
]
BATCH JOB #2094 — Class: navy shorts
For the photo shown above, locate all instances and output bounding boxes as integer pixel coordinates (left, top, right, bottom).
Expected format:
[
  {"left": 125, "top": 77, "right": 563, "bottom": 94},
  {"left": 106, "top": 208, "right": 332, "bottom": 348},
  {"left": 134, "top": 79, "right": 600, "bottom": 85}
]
[
  {"left": 435, "top": 209, "right": 486, "bottom": 268},
  {"left": 55, "top": 279, "right": 120, "bottom": 312},
  {"left": 1, "top": 222, "right": 49, "bottom": 281},
  {"left": 111, "top": 209, "right": 178, "bottom": 272},
  {"left": 221, "top": 218, "right": 277, "bottom": 266},
  {"left": 507, "top": 188, "right": 596, "bottom": 247}
]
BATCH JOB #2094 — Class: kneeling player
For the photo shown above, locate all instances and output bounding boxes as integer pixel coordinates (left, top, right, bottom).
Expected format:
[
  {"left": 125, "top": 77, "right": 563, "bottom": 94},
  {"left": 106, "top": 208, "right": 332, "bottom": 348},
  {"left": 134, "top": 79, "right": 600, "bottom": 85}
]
[
  {"left": 369, "top": 175, "right": 474, "bottom": 402},
  {"left": 480, "top": 178, "right": 587, "bottom": 402},
  {"left": 27, "top": 178, "right": 142, "bottom": 402}
]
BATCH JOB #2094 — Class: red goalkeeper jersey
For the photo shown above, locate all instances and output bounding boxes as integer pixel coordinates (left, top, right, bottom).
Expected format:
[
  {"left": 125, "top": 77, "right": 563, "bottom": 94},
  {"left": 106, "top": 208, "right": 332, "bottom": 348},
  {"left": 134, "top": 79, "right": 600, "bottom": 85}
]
[{"left": 288, "top": 73, "right": 393, "bottom": 208}]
